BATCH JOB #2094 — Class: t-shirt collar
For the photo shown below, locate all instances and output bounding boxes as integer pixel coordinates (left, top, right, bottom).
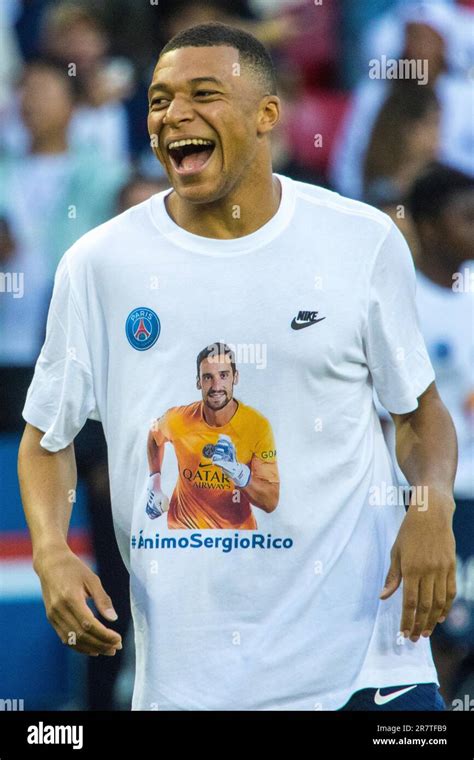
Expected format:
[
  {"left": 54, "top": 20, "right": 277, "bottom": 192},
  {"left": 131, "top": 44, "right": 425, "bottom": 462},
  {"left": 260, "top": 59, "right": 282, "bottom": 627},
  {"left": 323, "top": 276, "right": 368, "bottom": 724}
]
[{"left": 149, "top": 173, "right": 295, "bottom": 256}]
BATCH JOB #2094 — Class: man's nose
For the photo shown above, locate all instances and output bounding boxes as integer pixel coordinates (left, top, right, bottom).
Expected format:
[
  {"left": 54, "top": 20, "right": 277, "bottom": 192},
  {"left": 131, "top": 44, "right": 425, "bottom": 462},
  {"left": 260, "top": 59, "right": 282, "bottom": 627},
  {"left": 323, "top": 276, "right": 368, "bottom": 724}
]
[{"left": 163, "top": 96, "right": 194, "bottom": 125}]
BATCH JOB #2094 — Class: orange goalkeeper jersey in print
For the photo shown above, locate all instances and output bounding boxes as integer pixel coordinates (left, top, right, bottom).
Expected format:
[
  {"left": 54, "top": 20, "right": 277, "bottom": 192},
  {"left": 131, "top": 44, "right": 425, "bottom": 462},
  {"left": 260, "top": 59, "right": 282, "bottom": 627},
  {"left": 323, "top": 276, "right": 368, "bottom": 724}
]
[{"left": 152, "top": 399, "right": 279, "bottom": 529}]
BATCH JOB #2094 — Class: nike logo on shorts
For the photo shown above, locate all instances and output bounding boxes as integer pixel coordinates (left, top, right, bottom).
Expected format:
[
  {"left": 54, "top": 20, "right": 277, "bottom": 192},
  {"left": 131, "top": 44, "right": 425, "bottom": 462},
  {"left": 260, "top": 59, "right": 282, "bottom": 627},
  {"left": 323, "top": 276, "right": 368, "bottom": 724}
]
[{"left": 374, "top": 685, "right": 418, "bottom": 705}]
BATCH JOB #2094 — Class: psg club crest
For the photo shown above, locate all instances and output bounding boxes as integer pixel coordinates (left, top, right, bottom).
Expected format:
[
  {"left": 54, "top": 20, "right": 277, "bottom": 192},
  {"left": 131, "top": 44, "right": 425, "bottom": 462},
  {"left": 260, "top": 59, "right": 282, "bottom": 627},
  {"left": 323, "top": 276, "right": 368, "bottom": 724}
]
[
  {"left": 202, "top": 443, "right": 215, "bottom": 459},
  {"left": 125, "top": 308, "right": 160, "bottom": 351}
]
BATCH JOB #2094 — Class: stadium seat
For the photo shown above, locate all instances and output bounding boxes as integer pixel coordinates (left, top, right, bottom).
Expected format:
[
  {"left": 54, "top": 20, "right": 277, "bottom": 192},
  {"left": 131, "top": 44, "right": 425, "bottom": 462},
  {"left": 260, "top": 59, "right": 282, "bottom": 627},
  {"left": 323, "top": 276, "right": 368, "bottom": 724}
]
[{"left": 286, "top": 90, "right": 351, "bottom": 177}]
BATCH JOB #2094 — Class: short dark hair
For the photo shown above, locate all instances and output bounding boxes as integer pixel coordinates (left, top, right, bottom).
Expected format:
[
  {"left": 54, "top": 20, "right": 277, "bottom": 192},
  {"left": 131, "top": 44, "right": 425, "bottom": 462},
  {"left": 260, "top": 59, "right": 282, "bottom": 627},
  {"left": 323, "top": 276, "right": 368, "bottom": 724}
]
[
  {"left": 196, "top": 342, "right": 236, "bottom": 377},
  {"left": 408, "top": 163, "right": 474, "bottom": 224},
  {"left": 159, "top": 22, "right": 277, "bottom": 96}
]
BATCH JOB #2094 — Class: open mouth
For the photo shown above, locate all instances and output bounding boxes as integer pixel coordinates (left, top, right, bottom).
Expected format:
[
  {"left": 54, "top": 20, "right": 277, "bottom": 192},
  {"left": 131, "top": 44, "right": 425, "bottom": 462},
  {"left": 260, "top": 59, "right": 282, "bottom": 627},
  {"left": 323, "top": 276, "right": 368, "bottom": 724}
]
[
  {"left": 167, "top": 138, "right": 216, "bottom": 175},
  {"left": 209, "top": 392, "right": 226, "bottom": 403}
]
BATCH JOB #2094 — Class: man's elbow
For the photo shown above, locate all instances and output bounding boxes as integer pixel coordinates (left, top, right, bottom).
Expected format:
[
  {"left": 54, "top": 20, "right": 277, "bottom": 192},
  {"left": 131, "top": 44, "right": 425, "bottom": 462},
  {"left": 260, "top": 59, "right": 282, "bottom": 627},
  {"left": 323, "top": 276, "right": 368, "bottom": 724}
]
[{"left": 260, "top": 484, "right": 280, "bottom": 512}]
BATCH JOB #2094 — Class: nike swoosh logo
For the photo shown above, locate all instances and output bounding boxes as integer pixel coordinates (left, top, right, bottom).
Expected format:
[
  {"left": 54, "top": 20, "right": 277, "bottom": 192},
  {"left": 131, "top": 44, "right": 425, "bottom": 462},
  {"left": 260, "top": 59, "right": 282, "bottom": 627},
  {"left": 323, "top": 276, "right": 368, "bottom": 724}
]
[
  {"left": 291, "top": 317, "right": 326, "bottom": 330},
  {"left": 374, "top": 685, "right": 417, "bottom": 705}
]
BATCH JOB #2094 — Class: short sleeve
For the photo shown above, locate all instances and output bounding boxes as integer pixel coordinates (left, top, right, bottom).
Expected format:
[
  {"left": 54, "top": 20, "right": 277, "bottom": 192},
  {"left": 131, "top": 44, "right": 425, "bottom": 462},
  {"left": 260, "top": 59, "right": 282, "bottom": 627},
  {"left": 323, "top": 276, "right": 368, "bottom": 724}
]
[
  {"left": 251, "top": 418, "right": 279, "bottom": 484},
  {"left": 254, "top": 419, "right": 277, "bottom": 461},
  {"left": 22, "top": 253, "right": 99, "bottom": 452},
  {"left": 363, "top": 222, "right": 435, "bottom": 414},
  {"left": 152, "top": 410, "right": 173, "bottom": 444}
]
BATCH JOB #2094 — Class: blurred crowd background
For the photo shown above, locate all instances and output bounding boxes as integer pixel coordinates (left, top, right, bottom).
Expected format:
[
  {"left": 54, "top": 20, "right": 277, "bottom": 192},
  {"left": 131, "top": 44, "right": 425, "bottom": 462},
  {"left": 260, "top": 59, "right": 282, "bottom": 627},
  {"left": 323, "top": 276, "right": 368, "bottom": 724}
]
[{"left": 0, "top": 0, "right": 473, "bottom": 711}]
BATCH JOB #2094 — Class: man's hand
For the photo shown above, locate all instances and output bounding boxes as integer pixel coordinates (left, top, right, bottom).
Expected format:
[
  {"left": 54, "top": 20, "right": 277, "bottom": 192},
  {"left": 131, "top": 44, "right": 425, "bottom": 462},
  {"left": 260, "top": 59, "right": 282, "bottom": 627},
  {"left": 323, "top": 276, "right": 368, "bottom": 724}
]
[
  {"left": 34, "top": 544, "right": 122, "bottom": 656},
  {"left": 379, "top": 488, "right": 457, "bottom": 641},
  {"left": 146, "top": 472, "right": 169, "bottom": 519},
  {"left": 212, "top": 434, "right": 250, "bottom": 487}
]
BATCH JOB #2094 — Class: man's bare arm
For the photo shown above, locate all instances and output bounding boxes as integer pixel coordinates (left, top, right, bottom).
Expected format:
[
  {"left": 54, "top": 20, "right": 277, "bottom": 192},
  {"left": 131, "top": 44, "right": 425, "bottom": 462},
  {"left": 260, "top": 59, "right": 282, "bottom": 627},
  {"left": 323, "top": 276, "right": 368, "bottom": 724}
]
[
  {"left": 380, "top": 381, "right": 457, "bottom": 642},
  {"left": 18, "top": 423, "right": 122, "bottom": 656},
  {"left": 147, "top": 425, "right": 165, "bottom": 474},
  {"left": 241, "top": 476, "right": 279, "bottom": 512},
  {"left": 18, "top": 424, "right": 76, "bottom": 560},
  {"left": 391, "top": 381, "right": 458, "bottom": 501}
]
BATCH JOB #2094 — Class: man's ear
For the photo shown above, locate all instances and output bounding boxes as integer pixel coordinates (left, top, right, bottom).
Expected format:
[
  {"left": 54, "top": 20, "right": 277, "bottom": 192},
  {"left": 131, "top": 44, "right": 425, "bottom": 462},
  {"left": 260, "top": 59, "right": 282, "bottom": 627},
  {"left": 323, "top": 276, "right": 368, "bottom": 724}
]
[
  {"left": 257, "top": 95, "right": 280, "bottom": 136},
  {"left": 196, "top": 376, "right": 201, "bottom": 390},
  {"left": 233, "top": 370, "right": 239, "bottom": 386}
]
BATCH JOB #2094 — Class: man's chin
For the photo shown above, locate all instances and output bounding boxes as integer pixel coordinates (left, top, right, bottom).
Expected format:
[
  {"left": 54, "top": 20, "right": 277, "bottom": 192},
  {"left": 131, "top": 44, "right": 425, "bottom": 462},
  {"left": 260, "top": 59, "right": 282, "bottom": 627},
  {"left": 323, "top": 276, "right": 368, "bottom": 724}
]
[
  {"left": 172, "top": 183, "right": 221, "bottom": 205},
  {"left": 205, "top": 396, "right": 230, "bottom": 411},
  {"left": 169, "top": 170, "right": 228, "bottom": 204}
]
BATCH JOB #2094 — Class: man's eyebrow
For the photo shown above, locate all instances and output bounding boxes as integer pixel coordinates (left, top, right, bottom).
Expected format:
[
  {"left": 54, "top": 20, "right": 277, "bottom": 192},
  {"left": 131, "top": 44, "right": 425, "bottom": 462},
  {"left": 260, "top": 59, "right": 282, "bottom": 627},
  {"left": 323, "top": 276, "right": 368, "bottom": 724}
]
[
  {"left": 149, "top": 76, "right": 225, "bottom": 95},
  {"left": 190, "top": 76, "right": 225, "bottom": 86}
]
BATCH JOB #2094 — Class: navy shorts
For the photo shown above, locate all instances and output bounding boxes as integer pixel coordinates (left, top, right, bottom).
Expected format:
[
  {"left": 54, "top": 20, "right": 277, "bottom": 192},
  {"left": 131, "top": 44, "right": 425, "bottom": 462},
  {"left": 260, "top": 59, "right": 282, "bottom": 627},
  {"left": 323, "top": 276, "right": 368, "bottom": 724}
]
[{"left": 339, "top": 683, "right": 446, "bottom": 711}]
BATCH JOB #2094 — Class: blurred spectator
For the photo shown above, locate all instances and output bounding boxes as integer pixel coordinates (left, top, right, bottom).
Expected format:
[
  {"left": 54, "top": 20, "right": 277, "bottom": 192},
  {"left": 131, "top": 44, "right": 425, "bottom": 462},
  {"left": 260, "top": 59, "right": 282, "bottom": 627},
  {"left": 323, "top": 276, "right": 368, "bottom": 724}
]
[
  {"left": 155, "top": 0, "right": 302, "bottom": 52},
  {"left": 97, "top": 0, "right": 258, "bottom": 73},
  {"left": 408, "top": 164, "right": 473, "bottom": 502},
  {"left": 363, "top": 83, "right": 440, "bottom": 204},
  {"left": 339, "top": 0, "right": 400, "bottom": 88},
  {"left": 275, "top": 0, "right": 342, "bottom": 89},
  {"left": 117, "top": 174, "right": 170, "bottom": 214},
  {"left": 0, "top": 0, "right": 22, "bottom": 111},
  {"left": 409, "top": 165, "right": 474, "bottom": 706},
  {"left": 158, "top": 0, "right": 233, "bottom": 39},
  {"left": 363, "top": 0, "right": 474, "bottom": 80},
  {"left": 0, "top": 217, "right": 15, "bottom": 265},
  {"left": 2, "top": 2, "right": 133, "bottom": 160},
  {"left": 270, "top": 66, "right": 325, "bottom": 185},
  {"left": 12, "top": 0, "right": 48, "bottom": 60},
  {"left": 41, "top": 2, "right": 133, "bottom": 161},
  {"left": 330, "top": 1, "right": 474, "bottom": 199},
  {"left": 0, "top": 58, "right": 128, "bottom": 368}
]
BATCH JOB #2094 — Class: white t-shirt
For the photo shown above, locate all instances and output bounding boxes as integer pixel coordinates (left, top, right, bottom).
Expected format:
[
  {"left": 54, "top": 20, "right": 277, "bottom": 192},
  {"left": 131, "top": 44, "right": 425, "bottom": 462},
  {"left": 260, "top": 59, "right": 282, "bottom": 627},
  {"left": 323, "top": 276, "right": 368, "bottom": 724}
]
[{"left": 22, "top": 174, "right": 439, "bottom": 710}]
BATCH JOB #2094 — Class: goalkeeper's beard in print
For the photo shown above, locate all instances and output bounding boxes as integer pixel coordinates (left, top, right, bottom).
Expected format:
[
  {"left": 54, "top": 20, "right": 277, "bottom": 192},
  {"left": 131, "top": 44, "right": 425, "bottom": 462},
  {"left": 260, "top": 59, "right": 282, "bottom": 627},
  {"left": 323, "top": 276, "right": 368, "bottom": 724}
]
[
  {"left": 204, "top": 391, "right": 232, "bottom": 410},
  {"left": 205, "top": 388, "right": 232, "bottom": 412}
]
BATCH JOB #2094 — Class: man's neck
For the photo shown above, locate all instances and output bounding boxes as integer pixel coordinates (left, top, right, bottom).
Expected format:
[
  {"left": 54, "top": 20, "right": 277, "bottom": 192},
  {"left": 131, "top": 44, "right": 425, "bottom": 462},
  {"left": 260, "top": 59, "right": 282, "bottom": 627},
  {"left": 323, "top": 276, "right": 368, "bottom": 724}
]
[
  {"left": 417, "top": 252, "right": 465, "bottom": 289},
  {"left": 202, "top": 398, "right": 238, "bottom": 427},
  {"left": 165, "top": 169, "right": 281, "bottom": 239}
]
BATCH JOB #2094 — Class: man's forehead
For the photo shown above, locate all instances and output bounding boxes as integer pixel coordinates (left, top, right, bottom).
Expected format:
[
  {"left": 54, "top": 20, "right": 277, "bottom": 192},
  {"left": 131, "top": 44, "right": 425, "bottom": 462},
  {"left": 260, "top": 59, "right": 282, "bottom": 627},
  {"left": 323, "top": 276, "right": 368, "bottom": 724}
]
[
  {"left": 151, "top": 45, "right": 242, "bottom": 89},
  {"left": 201, "top": 356, "right": 234, "bottom": 372}
]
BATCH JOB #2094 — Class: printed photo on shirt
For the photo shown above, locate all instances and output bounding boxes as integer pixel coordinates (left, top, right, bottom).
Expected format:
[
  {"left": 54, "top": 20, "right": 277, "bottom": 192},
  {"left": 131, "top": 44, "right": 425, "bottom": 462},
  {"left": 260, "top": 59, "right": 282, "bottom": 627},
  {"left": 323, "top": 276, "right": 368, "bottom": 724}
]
[{"left": 145, "top": 341, "right": 280, "bottom": 530}]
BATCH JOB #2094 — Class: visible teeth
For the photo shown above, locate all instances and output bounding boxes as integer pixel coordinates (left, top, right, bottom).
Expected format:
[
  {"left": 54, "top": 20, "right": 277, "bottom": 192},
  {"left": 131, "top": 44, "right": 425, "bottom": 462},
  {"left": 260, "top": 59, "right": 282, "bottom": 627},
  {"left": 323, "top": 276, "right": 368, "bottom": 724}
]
[{"left": 168, "top": 138, "right": 214, "bottom": 150}]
